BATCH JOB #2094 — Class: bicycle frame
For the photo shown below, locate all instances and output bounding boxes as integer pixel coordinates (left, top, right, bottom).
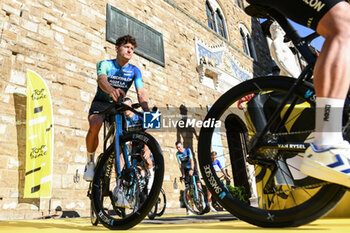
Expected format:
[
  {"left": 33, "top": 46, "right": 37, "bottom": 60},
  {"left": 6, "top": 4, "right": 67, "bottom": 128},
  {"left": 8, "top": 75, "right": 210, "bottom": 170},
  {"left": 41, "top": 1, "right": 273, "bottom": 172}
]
[
  {"left": 248, "top": 9, "right": 319, "bottom": 155},
  {"left": 102, "top": 102, "right": 143, "bottom": 178},
  {"left": 102, "top": 114, "right": 128, "bottom": 177}
]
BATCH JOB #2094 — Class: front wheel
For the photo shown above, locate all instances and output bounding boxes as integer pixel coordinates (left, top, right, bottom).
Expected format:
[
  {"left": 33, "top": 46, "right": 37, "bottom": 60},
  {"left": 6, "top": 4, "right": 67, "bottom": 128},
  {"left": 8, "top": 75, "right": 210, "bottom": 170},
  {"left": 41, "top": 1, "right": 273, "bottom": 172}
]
[
  {"left": 198, "top": 76, "right": 346, "bottom": 227},
  {"left": 91, "top": 132, "right": 164, "bottom": 230},
  {"left": 183, "top": 186, "right": 208, "bottom": 215}
]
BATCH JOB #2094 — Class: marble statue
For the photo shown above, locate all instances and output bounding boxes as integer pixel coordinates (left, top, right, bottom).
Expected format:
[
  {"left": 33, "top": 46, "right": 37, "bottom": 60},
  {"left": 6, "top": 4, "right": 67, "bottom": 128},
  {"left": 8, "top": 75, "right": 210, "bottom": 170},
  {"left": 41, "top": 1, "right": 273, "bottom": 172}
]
[{"left": 268, "top": 21, "right": 302, "bottom": 78}]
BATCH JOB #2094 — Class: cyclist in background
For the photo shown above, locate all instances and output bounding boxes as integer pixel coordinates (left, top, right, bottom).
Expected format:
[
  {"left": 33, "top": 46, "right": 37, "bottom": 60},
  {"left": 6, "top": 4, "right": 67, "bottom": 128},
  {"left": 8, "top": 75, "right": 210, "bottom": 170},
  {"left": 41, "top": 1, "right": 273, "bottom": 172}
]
[
  {"left": 207, "top": 151, "right": 230, "bottom": 212},
  {"left": 246, "top": 0, "right": 350, "bottom": 187},
  {"left": 175, "top": 141, "right": 203, "bottom": 215},
  {"left": 84, "top": 35, "right": 150, "bottom": 182},
  {"left": 211, "top": 151, "right": 230, "bottom": 181}
]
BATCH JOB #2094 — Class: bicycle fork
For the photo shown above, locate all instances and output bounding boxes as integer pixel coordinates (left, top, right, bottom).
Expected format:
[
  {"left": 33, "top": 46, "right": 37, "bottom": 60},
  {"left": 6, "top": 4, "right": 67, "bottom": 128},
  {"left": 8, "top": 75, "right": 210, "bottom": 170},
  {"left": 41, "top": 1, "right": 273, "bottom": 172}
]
[{"left": 192, "top": 176, "right": 199, "bottom": 201}]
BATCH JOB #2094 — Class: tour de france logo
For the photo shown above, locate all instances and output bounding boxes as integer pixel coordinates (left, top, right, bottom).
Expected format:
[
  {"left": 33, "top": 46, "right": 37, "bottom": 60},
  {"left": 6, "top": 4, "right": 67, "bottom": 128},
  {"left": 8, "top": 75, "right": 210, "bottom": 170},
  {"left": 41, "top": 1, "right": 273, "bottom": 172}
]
[
  {"left": 143, "top": 110, "right": 161, "bottom": 129},
  {"left": 31, "top": 88, "right": 47, "bottom": 101}
]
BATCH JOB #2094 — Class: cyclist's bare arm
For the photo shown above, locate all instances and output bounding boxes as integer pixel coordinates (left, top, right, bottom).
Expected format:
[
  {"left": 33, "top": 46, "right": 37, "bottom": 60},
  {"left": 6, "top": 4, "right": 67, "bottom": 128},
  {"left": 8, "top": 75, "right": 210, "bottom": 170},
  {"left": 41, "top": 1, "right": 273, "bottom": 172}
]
[
  {"left": 97, "top": 74, "right": 125, "bottom": 102},
  {"left": 179, "top": 164, "right": 185, "bottom": 181},
  {"left": 188, "top": 157, "right": 195, "bottom": 176},
  {"left": 220, "top": 168, "right": 230, "bottom": 179},
  {"left": 136, "top": 87, "right": 150, "bottom": 112}
]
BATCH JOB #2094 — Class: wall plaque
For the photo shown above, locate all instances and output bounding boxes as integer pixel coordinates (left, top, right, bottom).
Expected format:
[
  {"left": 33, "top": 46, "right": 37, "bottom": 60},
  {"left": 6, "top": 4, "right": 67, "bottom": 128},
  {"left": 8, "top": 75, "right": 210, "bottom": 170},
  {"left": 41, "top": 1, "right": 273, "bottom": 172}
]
[{"left": 106, "top": 4, "right": 165, "bottom": 67}]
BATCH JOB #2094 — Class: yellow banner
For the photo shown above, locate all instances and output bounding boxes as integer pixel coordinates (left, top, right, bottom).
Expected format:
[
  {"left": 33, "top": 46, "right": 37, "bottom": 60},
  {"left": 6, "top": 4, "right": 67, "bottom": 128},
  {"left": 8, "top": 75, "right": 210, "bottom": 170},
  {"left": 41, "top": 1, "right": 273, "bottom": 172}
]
[{"left": 24, "top": 70, "right": 54, "bottom": 198}]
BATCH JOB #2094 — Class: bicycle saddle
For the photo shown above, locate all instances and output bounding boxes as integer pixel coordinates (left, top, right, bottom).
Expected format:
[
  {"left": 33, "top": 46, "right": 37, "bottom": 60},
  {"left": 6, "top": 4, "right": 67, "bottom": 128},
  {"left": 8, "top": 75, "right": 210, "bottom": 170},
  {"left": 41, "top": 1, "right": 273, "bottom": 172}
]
[{"left": 244, "top": 4, "right": 272, "bottom": 18}]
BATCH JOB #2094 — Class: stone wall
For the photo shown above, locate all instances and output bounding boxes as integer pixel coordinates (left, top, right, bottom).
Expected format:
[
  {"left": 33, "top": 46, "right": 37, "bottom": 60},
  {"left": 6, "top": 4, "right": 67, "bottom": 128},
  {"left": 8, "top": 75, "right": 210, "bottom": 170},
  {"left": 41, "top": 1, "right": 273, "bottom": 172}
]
[{"left": 0, "top": 0, "right": 272, "bottom": 219}]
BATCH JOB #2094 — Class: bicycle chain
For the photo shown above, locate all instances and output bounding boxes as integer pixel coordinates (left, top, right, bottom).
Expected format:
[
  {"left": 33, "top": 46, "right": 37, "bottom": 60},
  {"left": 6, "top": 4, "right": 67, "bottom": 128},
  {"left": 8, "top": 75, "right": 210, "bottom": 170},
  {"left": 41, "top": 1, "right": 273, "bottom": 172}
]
[{"left": 269, "top": 130, "right": 314, "bottom": 137}]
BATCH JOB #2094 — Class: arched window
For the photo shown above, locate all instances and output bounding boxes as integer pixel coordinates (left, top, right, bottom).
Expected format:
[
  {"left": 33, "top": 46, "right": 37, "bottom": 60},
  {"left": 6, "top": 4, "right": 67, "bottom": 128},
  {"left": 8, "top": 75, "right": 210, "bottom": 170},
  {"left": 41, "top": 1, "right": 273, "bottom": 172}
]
[
  {"left": 206, "top": 2, "right": 216, "bottom": 31},
  {"left": 205, "top": 1, "right": 228, "bottom": 40},
  {"left": 216, "top": 11, "right": 226, "bottom": 38},
  {"left": 239, "top": 24, "right": 258, "bottom": 60}
]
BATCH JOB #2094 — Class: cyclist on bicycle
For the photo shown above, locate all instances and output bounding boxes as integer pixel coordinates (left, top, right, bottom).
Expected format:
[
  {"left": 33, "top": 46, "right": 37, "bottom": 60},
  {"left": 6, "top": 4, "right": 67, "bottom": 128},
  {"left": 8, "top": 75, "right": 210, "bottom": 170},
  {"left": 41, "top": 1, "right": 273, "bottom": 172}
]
[
  {"left": 83, "top": 35, "right": 150, "bottom": 182},
  {"left": 246, "top": 0, "right": 350, "bottom": 187},
  {"left": 175, "top": 141, "right": 203, "bottom": 215},
  {"left": 207, "top": 151, "right": 230, "bottom": 212}
]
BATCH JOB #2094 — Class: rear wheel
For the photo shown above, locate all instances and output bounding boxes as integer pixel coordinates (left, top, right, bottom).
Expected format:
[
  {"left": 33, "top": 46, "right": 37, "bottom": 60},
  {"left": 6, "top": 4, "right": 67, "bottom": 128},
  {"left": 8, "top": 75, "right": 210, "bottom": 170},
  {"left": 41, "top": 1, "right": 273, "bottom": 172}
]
[
  {"left": 155, "top": 188, "right": 166, "bottom": 217},
  {"left": 92, "top": 132, "right": 164, "bottom": 230},
  {"left": 198, "top": 76, "right": 346, "bottom": 227},
  {"left": 147, "top": 202, "right": 157, "bottom": 220},
  {"left": 148, "top": 188, "right": 167, "bottom": 219}
]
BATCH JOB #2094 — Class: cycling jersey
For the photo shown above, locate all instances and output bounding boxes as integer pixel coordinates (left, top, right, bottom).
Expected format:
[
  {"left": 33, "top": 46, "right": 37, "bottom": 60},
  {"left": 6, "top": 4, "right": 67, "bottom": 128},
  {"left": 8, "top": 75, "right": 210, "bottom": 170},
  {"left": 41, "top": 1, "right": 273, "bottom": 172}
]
[
  {"left": 212, "top": 159, "right": 223, "bottom": 169},
  {"left": 247, "top": 0, "right": 345, "bottom": 30},
  {"left": 176, "top": 148, "right": 193, "bottom": 170},
  {"left": 94, "top": 59, "right": 143, "bottom": 102}
]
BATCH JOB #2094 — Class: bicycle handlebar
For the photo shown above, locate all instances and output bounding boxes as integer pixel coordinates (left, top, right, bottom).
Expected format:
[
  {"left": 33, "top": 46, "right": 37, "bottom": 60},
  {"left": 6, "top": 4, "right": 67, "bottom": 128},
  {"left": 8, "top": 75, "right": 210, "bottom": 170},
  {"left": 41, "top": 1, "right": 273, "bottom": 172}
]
[{"left": 98, "top": 101, "right": 143, "bottom": 117}]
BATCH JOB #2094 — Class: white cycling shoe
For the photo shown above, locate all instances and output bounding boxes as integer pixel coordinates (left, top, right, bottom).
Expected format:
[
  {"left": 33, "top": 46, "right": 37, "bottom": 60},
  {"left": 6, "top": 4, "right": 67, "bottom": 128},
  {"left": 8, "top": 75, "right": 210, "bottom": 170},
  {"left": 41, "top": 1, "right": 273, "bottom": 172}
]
[
  {"left": 83, "top": 161, "right": 95, "bottom": 182},
  {"left": 113, "top": 187, "right": 130, "bottom": 209},
  {"left": 301, "top": 142, "right": 350, "bottom": 188},
  {"left": 210, "top": 205, "right": 218, "bottom": 213},
  {"left": 186, "top": 210, "right": 194, "bottom": 216}
]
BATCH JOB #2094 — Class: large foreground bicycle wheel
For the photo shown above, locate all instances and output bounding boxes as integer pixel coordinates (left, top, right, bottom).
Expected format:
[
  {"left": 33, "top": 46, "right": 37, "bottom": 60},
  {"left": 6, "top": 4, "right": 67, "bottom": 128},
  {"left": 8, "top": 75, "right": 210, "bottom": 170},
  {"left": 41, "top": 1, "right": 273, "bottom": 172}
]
[
  {"left": 198, "top": 76, "right": 347, "bottom": 227},
  {"left": 92, "top": 132, "right": 164, "bottom": 230}
]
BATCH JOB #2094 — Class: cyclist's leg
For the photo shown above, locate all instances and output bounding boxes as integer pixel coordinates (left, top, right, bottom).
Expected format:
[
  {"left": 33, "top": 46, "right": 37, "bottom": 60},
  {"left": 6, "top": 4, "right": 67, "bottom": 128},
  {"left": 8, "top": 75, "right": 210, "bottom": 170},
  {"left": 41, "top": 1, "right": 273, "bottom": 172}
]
[
  {"left": 113, "top": 151, "right": 129, "bottom": 208},
  {"left": 206, "top": 187, "right": 217, "bottom": 212},
  {"left": 84, "top": 113, "right": 103, "bottom": 181},
  {"left": 86, "top": 100, "right": 110, "bottom": 157},
  {"left": 184, "top": 170, "right": 193, "bottom": 213},
  {"left": 300, "top": 2, "right": 350, "bottom": 188},
  {"left": 247, "top": 0, "right": 350, "bottom": 187},
  {"left": 142, "top": 145, "right": 153, "bottom": 169},
  {"left": 313, "top": 2, "right": 350, "bottom": 147},
  {"left": 86, "top": 114, "right": 104, "bottom": 153}
]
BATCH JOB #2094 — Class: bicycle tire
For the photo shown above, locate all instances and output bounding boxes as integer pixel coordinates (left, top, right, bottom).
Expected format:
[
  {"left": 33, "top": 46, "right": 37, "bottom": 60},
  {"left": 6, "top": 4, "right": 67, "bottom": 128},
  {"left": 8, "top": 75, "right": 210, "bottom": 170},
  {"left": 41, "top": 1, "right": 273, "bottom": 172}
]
[
  {"left": 156, "top": 188, "right": 166, "bottom": 217},
  {"left": 183, "top": 186, "right": 209, "bottom": 215},
  {"left": 198, "top": 76, "right": 346, "bottom": 227},
  {"left": 148, "top": 188, "right": 166, "bottom": 219},
  {"left": 92, "top": 131, "right": 164, "bottom": 230},
  {"left": 90, "top": 199, "right": 99, "bottom": 226},
  {"left": 147, "top": 202, "right": 157, "bottom": 220}
]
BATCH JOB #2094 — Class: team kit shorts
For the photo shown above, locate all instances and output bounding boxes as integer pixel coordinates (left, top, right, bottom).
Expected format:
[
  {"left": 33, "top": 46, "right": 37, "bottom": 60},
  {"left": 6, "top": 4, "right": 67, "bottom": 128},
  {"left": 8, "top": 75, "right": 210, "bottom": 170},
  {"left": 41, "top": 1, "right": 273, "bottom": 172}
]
[
  {"left": 246, "top": 0, "right": 346, "bottom": 30},
  {"left": 183, "top": 168, "right": 201, "bottom": 187},
  {"left": 88, "top": 99, "right": 114, "bottom": 121}
]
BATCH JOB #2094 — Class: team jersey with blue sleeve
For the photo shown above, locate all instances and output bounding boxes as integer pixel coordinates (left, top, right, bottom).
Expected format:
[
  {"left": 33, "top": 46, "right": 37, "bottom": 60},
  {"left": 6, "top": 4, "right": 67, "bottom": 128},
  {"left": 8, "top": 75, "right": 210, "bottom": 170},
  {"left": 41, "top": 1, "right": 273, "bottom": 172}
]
[
  {"left": 94, "top": 59, "right": 143, "bottom": 102},
  {"left": 176, "top": 148, "right": 193, "bottom": 170},
  {"left": 212, "top": 159, "right": 223, "bottom": 169}
]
